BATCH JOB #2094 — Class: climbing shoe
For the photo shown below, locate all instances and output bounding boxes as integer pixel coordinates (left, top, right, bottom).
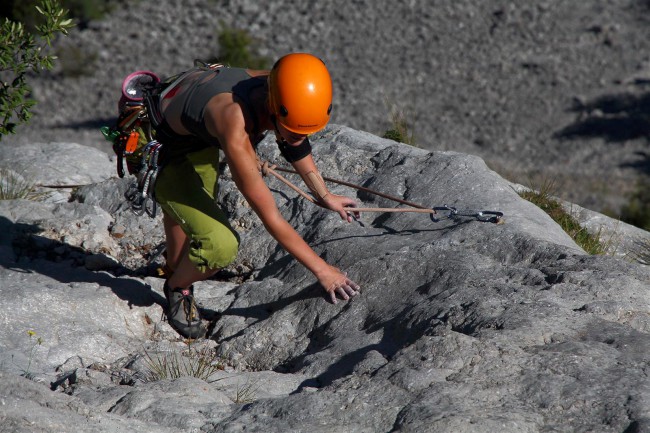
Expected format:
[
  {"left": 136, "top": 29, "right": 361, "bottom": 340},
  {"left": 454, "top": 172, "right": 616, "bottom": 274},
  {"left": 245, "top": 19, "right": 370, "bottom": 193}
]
[{"left": 163, "top": 282, "right": 205, "bottom": 339}]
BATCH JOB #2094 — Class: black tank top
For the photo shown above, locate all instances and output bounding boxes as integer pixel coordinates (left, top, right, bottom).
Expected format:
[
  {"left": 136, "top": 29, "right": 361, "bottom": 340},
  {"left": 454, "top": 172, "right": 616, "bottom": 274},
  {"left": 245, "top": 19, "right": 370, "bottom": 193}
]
[{"left": 179, "top": 67, "right": 265, "bottom": 145}]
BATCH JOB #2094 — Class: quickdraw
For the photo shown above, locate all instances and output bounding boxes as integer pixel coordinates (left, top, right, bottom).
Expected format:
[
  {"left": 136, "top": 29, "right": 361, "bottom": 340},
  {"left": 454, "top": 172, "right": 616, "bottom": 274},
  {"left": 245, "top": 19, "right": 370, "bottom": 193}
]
[
  {"left": 125, "top": 140, "right": 163, "bottom": 218},
  {"left": 431, "top": 206, "right": 504, "bottom": 224},
  {"left": 259, "top": 161, "right": 504, "bottom": 224}
]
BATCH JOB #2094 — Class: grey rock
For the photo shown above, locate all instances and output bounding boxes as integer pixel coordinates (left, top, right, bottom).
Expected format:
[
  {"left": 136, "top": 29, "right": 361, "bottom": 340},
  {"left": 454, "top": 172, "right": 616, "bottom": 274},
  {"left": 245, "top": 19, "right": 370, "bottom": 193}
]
[
  {"left": 0, "top": 263, "right": 160, "bottom": 376},
  {"left": 208, "top": 369, "right": 311, "bottom": 400},
  {"left": 0, "top": 199, "right": 121, "bottom": 264},
  {"left": 0, "top": 142, "right": 115, "bottom": 203},
  {"left": 72, "top": 177, "right": 133, "bottom": 215},
  {"left": 0, "top": 125, "right": 648, "bottom": 433},
  {"left": 0, "top": 372, "right": 178, "bottom": 433},
  {"left": 108, "top": 376, "right": 234, "bottom": 429}
]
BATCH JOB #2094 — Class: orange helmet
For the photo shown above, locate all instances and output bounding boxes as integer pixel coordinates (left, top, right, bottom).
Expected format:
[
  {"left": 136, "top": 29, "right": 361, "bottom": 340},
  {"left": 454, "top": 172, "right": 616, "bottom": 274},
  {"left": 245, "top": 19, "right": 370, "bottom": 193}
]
[{"left": 268, "top": 53, "right": 333, "bottom": 135}]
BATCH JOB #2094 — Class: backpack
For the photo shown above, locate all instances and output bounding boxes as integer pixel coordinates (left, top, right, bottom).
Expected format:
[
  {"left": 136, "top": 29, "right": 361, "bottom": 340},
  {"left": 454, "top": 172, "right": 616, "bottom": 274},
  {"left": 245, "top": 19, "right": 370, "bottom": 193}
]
[
  {"left": 101, "top": 70, "right": 161, "bottom": 178},
  {"left": 101, "top": 62, "right": 223, "bottom": 217},
  {"left": 102, "top": 61, "right": 223, "bottom": 177},
  {"left": 101, "top": 70, "right": 164, "bottom": 217}
]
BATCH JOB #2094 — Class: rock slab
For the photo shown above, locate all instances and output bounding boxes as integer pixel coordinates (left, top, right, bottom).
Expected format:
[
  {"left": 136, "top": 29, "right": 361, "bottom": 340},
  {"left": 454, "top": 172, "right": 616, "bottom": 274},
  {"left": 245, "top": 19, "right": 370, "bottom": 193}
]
[{"left": 0, "top": 125, "right": 649, "bottom": 432}]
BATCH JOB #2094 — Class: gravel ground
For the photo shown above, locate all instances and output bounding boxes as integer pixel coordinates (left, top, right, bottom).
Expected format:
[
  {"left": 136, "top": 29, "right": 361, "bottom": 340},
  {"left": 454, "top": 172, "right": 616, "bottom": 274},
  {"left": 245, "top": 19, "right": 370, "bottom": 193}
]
[{"left": 3, "top": 0, "right": 650, "bottom": 215}]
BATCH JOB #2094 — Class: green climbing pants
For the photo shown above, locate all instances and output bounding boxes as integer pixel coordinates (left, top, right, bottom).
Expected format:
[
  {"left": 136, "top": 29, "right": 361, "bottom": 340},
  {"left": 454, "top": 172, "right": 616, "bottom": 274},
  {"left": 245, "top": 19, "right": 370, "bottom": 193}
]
[{"left": 155, "top": 146, "right": 240, "bottom": 272}]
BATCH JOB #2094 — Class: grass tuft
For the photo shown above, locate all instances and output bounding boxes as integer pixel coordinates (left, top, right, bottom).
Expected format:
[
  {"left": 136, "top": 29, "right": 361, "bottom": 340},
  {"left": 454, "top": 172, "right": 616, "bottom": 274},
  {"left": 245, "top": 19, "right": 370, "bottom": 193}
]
[
  {"left": 233, "top": 374, "right": 259, "bottom": 404},
  {"left": 519, "top": 178, "right": 608, "bottom": 255},
  {"left": 0, "top": 168, "right": 48, "bottom": 200},
  {"left": 382, "top": 103, "right": 417, "bottom": 146},
  {"left": 142, "top": 344, "right": 225, "bottom": 383}
]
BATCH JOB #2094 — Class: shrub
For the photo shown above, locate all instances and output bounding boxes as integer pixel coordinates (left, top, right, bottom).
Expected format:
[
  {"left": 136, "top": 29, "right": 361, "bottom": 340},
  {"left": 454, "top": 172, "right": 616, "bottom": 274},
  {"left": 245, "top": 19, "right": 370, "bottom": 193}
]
[
  {"left": 216, "top": 24, "right": 271, "bottom": 69},
  {"left": 0, "top": 0, "right": 74, "bottom": 138},
  {"left": 2, "top": 0, "right": 116, "bottom": 29},
  {"left": 56, "top": 0, "right": 114, "bottom": 26}
]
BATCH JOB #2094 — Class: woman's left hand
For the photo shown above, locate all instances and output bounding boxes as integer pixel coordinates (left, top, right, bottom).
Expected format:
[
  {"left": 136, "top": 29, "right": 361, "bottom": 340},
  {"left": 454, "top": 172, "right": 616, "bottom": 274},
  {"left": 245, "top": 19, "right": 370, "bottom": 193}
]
[{"left": 316, "top": 265, "right": 361, "bottom": 304}]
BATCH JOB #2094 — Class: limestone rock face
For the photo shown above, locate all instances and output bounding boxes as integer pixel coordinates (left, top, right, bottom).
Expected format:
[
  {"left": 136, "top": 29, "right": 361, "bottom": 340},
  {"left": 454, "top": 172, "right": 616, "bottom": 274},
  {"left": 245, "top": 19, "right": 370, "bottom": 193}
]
[
  {"left": 0, "top": 125, "right": 649, "bottom": 433},
  {"left": 0, "top": 142, "right": 115, "bottom": 203}
]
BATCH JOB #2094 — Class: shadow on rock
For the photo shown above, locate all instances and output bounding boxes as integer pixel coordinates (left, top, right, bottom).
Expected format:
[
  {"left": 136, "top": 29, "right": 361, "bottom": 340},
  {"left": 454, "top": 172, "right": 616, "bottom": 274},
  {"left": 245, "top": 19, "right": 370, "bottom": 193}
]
[
  {"left": 214, "top": 282, "right": 323, "bottom": 343},
  {"left": 0, "top": 216, "right": 159, "bottom": 309},
  {"left": 288, "top": 310, "right": 443, "bottom": 390}
]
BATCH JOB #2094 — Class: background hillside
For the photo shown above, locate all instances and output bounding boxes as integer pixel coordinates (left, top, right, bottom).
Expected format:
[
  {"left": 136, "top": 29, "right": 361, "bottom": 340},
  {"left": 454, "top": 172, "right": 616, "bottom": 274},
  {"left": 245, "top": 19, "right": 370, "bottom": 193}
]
[{"left": 3, "top": 0, "right": 650, "bottom": 216}]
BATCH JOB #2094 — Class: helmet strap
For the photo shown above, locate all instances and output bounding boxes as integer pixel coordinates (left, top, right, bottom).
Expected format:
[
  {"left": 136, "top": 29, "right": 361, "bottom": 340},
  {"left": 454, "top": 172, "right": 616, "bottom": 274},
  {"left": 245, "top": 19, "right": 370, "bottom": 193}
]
[{"left": 270, "top": 114, "right": 281, "bottom": 137}]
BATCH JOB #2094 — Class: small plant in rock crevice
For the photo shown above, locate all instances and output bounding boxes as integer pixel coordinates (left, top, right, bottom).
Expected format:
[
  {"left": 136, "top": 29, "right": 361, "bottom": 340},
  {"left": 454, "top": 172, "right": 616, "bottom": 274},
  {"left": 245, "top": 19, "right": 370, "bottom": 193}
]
[
  {"left": 382, "top": 103, "right": 417, "bottom": 147},
  {"left": 20, "top": 330, "right": 44, "bottom": 379},
  {"left": 233, "top": 374, "right": 259, "bottom": 404},
  {"left": 0, "top": 168, "right": 49, "bottom": 200},
  {"left": 141, "top": 344, "right": 226, "bottom": 383},
  {"left": 519, "top": 178, "right": 611, "bottom": 255},
  {"left": 141, "top": 342, "right": 259, "bottom": 403}
]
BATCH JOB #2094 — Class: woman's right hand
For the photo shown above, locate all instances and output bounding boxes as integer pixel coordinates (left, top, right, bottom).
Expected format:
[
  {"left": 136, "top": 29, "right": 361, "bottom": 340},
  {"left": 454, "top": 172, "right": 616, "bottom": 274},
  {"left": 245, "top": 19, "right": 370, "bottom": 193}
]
[{"left": 317, "top": 265, "right": 361, "bottom": 304}]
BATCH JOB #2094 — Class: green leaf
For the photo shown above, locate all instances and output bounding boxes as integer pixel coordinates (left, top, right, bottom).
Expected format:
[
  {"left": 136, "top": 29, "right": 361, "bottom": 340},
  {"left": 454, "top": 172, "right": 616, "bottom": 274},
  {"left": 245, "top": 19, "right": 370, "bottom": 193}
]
[{"left": 0, "top": 0, "right": 74, "bottom": 139}]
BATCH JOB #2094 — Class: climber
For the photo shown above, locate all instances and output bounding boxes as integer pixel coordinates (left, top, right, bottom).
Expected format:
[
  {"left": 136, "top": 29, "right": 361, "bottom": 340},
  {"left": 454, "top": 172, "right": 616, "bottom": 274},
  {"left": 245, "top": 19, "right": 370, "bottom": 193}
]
[{"left": 150, "top": 53, "right": 361, "bottom": 338}]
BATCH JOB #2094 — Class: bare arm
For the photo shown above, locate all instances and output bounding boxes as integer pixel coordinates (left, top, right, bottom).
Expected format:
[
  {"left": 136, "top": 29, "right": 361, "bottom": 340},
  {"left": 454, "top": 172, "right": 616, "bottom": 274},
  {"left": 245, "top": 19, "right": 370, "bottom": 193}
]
[
  {"left": 212, "top": 104, "right": 359, "bottom": 302},
  {"left": 290, "top": 154, "right": 360, "bottom": 222}
]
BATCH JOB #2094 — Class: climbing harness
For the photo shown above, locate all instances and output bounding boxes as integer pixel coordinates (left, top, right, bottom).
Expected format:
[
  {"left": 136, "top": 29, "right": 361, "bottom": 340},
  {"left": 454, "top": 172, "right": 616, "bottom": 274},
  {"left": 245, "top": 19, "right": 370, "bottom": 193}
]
[
  {"left": 100, "top": 103, "right": 151, "bottom": 179},
  {"left": 258, "top": 161, "right": 504, "bottom": 224},
  {"left": 102, "top": 110, "right": 163, "bottom": 218},
  {"left": 101, "top": 70, "right": 162, "bottom": 179}
]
